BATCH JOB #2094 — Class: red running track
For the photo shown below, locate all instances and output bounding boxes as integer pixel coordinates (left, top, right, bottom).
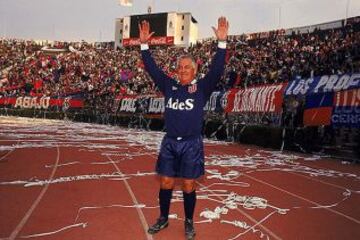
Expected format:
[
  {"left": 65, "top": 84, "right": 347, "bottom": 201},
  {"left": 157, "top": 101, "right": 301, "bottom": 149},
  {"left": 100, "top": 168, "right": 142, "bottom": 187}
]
[{"left": 0, "top": 116, "right": 359, "bottom": 240}]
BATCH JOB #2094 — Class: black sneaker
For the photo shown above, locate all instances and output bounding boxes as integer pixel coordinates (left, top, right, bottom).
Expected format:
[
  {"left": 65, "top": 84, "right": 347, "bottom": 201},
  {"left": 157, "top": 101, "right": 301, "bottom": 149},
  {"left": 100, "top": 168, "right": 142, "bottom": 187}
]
[
  {"left": 147, "top": 217, "right": 169, "bottom": 234},
  {"left": 185, "top": 218, "right": 196, "bottom": 240}
]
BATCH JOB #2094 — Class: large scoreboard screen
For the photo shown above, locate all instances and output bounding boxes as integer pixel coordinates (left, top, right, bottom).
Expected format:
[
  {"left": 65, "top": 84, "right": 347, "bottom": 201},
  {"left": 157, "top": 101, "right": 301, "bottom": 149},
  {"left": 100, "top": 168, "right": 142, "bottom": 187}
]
[{"left": 130, "top": 13, "right": 168, "bottom": 38}]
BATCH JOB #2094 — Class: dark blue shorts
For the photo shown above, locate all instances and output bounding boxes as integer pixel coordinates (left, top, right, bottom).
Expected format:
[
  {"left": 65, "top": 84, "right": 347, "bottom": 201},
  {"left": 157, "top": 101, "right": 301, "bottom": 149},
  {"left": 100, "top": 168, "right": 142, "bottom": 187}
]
[{"left": 156, "top": 135, "right": 204, "bottom": 179}]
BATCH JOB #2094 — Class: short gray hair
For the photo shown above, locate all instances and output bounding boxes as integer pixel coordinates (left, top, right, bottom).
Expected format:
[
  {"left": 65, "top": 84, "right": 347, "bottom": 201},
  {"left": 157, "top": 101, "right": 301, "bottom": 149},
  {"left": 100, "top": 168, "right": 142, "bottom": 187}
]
[{"left": 176, "top": 55, "right": 196, "bottom": 69}]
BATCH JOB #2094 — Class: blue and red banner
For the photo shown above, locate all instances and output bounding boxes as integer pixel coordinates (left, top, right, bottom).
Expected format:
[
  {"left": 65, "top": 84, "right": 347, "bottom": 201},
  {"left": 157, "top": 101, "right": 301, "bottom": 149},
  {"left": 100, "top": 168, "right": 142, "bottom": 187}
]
[
  {"left": 287, "top": 73, "right": 360, "bottom": 128},
  {"left": 1, "top": 73, "right": 359, "bottom": 128},
  {"left": 331, "top": 89, "right": 360, "bottom": 128},
  {"left": 303, "top": 93, "right": 334, "bottom": 126},
  {"left": 285, "top": 73, "right": 360, "bottom": 96}
]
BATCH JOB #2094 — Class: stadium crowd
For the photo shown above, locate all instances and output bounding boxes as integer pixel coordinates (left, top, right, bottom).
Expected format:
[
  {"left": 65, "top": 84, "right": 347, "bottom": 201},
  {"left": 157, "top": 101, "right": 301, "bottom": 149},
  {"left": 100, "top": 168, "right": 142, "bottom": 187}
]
[{"left": 1, "top": 17, "right": 360, "bottom": 100}]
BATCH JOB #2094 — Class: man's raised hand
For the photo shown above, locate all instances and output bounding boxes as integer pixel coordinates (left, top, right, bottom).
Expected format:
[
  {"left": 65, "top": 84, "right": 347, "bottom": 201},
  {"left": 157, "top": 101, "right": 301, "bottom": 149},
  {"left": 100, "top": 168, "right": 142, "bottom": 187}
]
[
  {"left": 212, "top": 17, "right": 229, "bottom": 41},
  {"left": 138, "top": 20, "right": 155, "bottom": 44}
]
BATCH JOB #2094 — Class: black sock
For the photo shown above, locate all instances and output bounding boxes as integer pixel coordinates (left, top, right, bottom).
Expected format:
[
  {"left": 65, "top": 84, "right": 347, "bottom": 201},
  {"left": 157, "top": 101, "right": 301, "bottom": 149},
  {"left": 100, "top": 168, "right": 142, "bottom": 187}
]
[
  {"left": 159, "top": 188, "right": 173, "bottom": 220},
  {"left": 183, "top": 190, "right": 196, "bottom": 220}
]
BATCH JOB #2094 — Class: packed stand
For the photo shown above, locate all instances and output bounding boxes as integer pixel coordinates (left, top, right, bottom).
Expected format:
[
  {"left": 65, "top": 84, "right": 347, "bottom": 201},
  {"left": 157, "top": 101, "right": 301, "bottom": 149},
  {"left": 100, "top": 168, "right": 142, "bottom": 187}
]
[{"left": 0, "top": 17, "right": 359, "bottom": 104}]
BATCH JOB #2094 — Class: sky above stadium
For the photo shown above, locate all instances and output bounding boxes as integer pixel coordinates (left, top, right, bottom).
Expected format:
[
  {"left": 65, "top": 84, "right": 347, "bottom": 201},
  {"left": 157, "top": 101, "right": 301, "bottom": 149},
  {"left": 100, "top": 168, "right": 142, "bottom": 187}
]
[{"left": 0, "top": 0, "right": 360, "bottom": 42}]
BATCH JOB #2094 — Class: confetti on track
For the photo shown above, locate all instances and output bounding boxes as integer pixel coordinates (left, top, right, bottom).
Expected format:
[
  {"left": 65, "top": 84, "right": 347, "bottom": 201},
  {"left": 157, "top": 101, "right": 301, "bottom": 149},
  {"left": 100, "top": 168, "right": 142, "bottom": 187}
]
[{"left": 0, "top": 116, "right": 359, "bottom": 240}]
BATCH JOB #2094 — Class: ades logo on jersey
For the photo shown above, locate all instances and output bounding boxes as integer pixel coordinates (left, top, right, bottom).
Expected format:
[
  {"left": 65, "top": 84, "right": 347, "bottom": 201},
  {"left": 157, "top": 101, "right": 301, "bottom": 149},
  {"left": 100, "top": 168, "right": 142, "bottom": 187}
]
[{"left": 166, "top": 97, "right": 194, "bottom": 110}]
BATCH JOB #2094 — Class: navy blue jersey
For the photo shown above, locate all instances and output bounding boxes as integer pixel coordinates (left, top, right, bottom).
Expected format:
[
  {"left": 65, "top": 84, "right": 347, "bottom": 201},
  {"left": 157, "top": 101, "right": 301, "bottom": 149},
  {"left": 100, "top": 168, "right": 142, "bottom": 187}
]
[{"left": 141, "top": 46, "right": 226, "bottom": 138}]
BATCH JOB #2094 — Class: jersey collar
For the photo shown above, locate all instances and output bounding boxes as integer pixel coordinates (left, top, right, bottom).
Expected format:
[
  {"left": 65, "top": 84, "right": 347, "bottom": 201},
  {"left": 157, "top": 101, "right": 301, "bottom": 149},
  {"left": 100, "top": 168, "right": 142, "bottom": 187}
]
[{"left": 176, "top": 78, "right": 198, "bottom": 86}]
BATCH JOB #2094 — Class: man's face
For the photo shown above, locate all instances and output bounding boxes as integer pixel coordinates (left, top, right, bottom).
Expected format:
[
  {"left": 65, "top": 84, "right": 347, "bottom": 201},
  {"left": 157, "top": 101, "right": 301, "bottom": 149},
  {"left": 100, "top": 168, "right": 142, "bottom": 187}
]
[{"left": 177, "top": 57, "right": 197, "bottom": 85}]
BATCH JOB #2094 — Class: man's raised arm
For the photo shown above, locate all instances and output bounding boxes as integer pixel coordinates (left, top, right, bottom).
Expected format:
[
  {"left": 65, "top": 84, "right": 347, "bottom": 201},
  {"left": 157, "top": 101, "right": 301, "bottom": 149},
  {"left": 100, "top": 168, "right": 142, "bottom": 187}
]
[
  {"left": 203, "top": 17, "right": 229, "bottom": 98},
  {"left": 139, "top": 20, "right": 168, "bottom": 94}
]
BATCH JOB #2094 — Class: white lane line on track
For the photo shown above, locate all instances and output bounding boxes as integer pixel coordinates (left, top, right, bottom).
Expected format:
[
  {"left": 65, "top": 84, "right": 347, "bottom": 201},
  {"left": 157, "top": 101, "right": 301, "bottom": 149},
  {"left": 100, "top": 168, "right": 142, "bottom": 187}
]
[
  {"left": 0, "top": 150, "right": 13, "bottom": 162},
  {"left": 242, "top": 172, "right": 360, "bottom": 224},
  {"left": 105, "top": 154, "right": 153, "bottom": 240},
  {"left": 287, "top": 171, "right": 360, "bottom": 192},
  {"left": 211, "top": 145, "right": 360, "bottom": 191},
  {"left": 208, "top": 147, "right": 360, "bottom": 224},
  {"left": 143, "top": 151, "right": 283, "bottom": 240},
  {"left": 8, "top": 145, "right": 60, "bottom": 240},
  {"left": 0, "top": 140, "right": 19, "bottom": 162},
  {"left": 196, "top": 181, "right": 283, "bottom": 240}
]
